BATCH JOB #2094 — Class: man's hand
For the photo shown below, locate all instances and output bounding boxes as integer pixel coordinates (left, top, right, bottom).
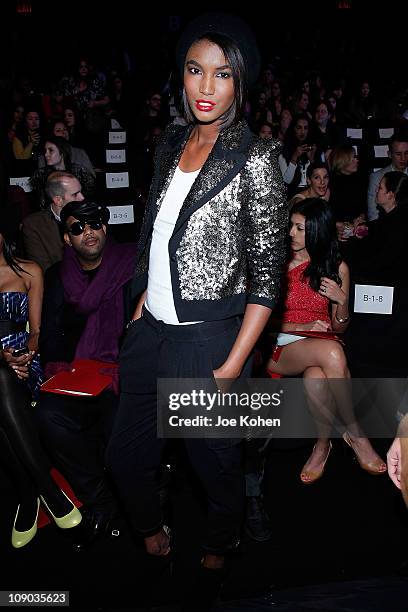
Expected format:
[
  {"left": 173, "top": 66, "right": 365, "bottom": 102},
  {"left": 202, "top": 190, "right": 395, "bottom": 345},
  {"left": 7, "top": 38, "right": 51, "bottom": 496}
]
[{"left": 387, "top": 437, "right": 402, "bottom": 490}]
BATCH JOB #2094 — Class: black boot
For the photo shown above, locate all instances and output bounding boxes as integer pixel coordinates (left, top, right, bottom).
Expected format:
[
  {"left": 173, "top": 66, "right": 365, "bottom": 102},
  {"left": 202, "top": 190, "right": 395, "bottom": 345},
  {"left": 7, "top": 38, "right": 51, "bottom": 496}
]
[
  {"left": 245, "top": 496, "right": 273, "bottom": 542},
  {"left": 179, "top": 565, "right": 226, "bottom": 611},
  {"left": 71, "top": 506, "right": 120, "bottom": 552}
]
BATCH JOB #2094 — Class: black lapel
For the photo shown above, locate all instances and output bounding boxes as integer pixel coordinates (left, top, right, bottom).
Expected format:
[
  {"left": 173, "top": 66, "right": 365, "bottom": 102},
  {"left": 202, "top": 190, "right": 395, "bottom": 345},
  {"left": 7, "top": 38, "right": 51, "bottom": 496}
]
[
  {"left": 153, "top": 124, "right": 193, "bottom": 220},
  {"left": 137, "top": 124, "right": 192, "bottom": 249},
  {"left": 173, "top": 120, "right": 251, "bottom": 234},
  {"left": 143, "top": 120, "right": 252, "bottom": 238}
]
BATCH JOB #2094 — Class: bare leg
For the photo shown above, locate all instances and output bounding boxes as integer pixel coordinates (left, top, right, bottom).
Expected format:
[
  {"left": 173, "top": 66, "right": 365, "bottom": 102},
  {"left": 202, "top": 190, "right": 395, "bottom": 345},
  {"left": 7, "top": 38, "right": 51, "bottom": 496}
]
[
  {"left": 300, "top": 367, "right": 334, "bottom": 483},
  {"left": 401, "top": 439, "right": 408, "bottom": 506},
  {"left": 267, "top": 339, "right": 385, "bottom": 473},
  {"left": 398, "top": 416, "right": 408, "bottom": 505},
  {"left": 303, "top": 366, "right": 335, "bottom": 440}
]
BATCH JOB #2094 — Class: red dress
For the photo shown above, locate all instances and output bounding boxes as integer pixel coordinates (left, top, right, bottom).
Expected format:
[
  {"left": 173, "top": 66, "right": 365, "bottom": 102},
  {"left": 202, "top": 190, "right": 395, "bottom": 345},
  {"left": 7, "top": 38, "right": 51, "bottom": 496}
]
[
  {"left": 271, "top": 260, "right": 340, "bottom": 366},
  {"left": 282, "top": 260, "right": 331, "bottom": 325}
]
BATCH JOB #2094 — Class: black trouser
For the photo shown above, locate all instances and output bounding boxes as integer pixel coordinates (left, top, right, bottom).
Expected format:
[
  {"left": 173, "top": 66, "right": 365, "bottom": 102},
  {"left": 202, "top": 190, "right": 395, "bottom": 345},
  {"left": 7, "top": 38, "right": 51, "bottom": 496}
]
[
  {"left": 244, "top": 437, "right": 272, "bottom": 497},
  {"left": 36, "top": 389, "right": 118, "bottom": 516},
  {"left": 0, "top": 364, "right": 62, "bottom": 504},
  {"left": 106, "top": 309, "right": 252, "bottom": 555}
]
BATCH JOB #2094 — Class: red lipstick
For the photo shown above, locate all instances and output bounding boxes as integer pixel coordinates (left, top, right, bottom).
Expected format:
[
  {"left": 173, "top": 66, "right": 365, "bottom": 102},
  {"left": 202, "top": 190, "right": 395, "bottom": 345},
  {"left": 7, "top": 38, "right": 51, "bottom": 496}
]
[{"left": 195, "top": 99, "right": 216, "bottom": 112}]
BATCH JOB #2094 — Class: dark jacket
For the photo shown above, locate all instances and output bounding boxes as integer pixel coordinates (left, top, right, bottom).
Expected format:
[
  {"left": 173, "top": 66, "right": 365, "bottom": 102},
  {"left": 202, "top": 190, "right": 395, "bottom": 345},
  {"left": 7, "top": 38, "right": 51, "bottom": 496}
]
[
  {"left": 351, "top": 206, "right": 408, "bottom": 286},
  {"left": 132, "top": 120, "right": 287, "bottom": 322},
  {"left": 330, "top": 171, "right": 367, "bottom": 222},
  {"left": 40, "top": 262, "right": 133, "bottom": 367},
  {"left": 22, "top": 208, "right": 63, "bottom": 272}
]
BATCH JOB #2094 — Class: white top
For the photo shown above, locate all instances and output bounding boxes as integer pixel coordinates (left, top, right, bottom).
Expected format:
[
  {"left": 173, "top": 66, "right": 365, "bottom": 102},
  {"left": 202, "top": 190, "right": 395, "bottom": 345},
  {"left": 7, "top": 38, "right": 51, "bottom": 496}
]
[
  {"left": 145, "top": 166, "right": 202, "bottom": 325},
  {"left": 278, "top": 154, "right": 309, "bottom": 188},
  {"left": 276, "top": 332, "right": 306, "bottom": 346}
]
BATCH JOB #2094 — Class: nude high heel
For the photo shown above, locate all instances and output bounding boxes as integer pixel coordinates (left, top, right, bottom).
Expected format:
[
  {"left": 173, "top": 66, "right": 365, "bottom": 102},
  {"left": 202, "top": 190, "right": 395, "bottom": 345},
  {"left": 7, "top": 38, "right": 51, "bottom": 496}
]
[
  {"left": 300, "top": 441, "right": 332, "bottom": 484},
  {"left": 342, "top": 432, "right": 386, "bottom": 475}
]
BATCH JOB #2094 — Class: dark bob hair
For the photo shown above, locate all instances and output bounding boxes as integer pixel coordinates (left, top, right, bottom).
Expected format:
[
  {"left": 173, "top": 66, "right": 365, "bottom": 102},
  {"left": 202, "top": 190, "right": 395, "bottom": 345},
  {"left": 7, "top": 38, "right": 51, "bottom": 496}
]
[{"left": 182, "top": 32, "right": 247, "bottom": 130}]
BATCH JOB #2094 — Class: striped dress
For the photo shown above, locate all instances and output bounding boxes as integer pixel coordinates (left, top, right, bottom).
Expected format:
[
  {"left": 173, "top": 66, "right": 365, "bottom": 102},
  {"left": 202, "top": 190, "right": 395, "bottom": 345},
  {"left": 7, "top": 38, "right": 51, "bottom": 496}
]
[{"left": 0, "top": 292, "right": 43, "bottom": 397}]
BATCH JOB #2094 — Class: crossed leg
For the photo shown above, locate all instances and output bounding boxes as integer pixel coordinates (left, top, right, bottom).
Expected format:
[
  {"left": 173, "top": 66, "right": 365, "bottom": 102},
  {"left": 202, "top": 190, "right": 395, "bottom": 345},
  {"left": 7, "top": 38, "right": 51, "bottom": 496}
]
[{"left": 267, "top": 338, "right": 385, "bottom": 477}]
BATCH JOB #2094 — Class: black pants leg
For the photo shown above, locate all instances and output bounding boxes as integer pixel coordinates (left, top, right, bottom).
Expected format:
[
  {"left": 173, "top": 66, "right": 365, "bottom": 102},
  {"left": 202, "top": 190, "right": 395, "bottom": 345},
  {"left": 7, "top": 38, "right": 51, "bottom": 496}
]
[
  {"left": 36, "top": 390, "right": 118, "bottom": 514},
  {"left": 184, "top": 438, "right": 243, "bottom": 554},
  {"left": 106, "top": 311, "right": 250, "bottom": 554},
  {"left": 0, "top": 365, "right": 69, "bottom": 508},
  {"left": 106, "top": 315, "right": 164, "bottom": 535},
  {"left": 244, "top": 437, "right": 270, "bottom": 497}
]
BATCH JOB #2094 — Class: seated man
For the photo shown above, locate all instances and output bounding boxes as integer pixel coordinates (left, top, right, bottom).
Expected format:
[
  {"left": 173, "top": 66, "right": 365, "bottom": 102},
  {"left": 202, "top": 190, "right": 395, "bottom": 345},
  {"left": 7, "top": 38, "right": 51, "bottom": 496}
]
[
  {"left": 367, "top": 133, "right": 408, "bottom": 221},
  {"left": 22, "top": 171, "right": 84, "bottom": 272},
  {"left": 36, "top": 200, "right": 136, "bottom": 550}
]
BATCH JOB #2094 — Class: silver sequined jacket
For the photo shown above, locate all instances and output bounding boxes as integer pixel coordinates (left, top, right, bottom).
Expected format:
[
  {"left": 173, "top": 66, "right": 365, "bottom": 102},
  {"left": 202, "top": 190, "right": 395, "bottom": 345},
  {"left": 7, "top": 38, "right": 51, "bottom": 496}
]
[{"left": 132, "top": 120, "right": 288, "bottom": 322}]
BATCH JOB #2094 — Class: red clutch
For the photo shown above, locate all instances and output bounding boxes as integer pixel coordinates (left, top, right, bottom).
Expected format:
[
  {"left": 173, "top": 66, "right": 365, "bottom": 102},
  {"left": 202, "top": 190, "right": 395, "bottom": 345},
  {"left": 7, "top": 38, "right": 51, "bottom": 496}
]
[{"left": 40, "top": 359, "right": 118, "bottom": 397}]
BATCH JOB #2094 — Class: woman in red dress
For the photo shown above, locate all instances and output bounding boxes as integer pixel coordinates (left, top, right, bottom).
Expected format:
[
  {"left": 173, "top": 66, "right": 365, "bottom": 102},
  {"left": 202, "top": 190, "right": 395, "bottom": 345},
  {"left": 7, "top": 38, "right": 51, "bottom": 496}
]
[{"left": 267, "top": 198, "right": 386, "bottom": 483}]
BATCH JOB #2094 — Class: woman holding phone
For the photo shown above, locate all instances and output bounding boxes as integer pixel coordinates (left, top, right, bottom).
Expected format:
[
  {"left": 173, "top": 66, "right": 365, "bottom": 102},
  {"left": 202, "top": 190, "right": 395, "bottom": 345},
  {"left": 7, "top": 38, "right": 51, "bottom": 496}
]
[{"left": 0, "top": 210, "right": 81, "bottom": 548}]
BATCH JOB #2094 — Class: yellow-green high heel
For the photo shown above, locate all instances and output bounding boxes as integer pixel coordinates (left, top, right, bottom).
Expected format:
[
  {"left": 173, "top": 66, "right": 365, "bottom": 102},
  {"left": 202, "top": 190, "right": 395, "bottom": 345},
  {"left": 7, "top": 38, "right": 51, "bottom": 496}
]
[
  {"left": 12, "top": 498, "right": 40, "bottom": 548},
  {"left": 40, "top": 490, "right": 82, "bottom": 529}
]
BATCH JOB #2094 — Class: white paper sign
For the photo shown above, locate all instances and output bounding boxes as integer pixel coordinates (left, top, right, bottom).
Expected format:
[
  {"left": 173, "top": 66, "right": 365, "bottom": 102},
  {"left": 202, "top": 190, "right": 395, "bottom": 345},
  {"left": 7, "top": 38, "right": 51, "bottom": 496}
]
[
  {"left": 108, "top": 131, "right": 126, "bottom": 144},
  {"left": 9, "top": 177, "right": 32, "bottom": 192},
  {"left": 106, "top": 149, "right": 126, "bottom": 164},
  {"left": 108, "top": 205, "right": 134, "bottom": 224},
  {"left": 111, "top": 118, "right": 122, "bottom": 129},
  {"left": 105, "top": 172, "right": 129, "bottom": 189},
  {"left": 374, "top": 145, "right": 388, "bottom": 158},
  {"left": 347, "top": 128, "right": 362, "bottom": 139},
  {"left": 354, "top": 284, "right": 394, "bottom": 315},
  {"left": 379, "top": 127, "right": 394, "bottom": 139}
]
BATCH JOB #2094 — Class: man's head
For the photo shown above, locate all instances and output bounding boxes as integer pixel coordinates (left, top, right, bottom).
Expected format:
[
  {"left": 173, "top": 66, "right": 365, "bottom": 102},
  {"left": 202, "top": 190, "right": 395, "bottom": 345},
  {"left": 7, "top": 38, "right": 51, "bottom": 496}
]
[
  {"left": 146, "top": 92, "right": 161, "bottom": 115},
  {"left": 45, "top": 171, "right": 84, "bottom": 218},
  {"left": 61, "top": 201, "right": 110, "bottom": 269},
  {"left": 388, "top": 135, "right": 408, "bottom": 172}
]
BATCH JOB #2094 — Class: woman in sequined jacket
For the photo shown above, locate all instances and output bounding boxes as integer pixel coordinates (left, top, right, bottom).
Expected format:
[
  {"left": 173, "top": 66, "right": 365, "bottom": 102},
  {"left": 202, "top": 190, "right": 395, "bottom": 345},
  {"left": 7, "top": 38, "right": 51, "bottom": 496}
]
[{"left": 106, "top": 13, "right": 287, "bottom": 586}]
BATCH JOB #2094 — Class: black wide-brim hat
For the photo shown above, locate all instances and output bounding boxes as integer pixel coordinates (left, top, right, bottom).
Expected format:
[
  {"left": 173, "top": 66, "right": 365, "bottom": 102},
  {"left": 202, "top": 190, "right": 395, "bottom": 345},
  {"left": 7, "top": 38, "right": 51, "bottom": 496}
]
[
  {"left": 60, "top": 200, "right": 110, "bottom": 227},
  {"left": 176, "top": 12, "right": 261, "bottom": 88}
]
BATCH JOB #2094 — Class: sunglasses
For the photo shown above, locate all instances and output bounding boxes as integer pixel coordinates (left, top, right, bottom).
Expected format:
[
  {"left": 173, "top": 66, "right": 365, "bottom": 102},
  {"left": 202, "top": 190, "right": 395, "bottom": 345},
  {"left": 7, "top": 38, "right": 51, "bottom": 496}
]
[{"left": 67, "top": 219, "right": 103, "bottom": 236}]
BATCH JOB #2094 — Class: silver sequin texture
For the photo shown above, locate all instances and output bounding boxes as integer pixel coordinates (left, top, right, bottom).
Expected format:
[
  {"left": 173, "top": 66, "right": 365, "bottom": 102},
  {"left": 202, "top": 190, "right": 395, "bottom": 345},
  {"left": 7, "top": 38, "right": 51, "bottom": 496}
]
[
  {"left": 177, "top": 135, "right": 288, "bottom": 304},
  {"left": 134, "top": 121, "right": 288, "bottom": 310},
  {"left": 177, "top": 175, "right": 246, "bottom": 300}
]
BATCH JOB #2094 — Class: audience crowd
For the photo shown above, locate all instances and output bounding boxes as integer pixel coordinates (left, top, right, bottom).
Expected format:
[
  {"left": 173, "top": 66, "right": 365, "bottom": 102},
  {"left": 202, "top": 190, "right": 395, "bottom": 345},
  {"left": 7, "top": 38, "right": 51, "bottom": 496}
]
[{"left": 1, "top": 16, "right": 408, "bottom": 593}]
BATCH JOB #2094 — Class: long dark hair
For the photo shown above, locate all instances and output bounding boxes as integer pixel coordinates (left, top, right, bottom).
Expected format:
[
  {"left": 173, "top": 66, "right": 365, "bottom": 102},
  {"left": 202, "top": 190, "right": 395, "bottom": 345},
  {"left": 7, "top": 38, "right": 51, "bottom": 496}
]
[
  {"left": 282, "top": 113, "right": 313, "bottom": 164},
  {"left": 0, "top": 207, "right": 28, "bottom": 277},
  {"left": 290, "top": 198, "right": 341, "bottom": 291},
  {"left": 45, "top": 136, "right": 73, "bottom": 170},
  {"left": 282, "top": 113, "right": 313, "bottom": 198},
  {"left": 382, "top": 171, "right": 408, "bottom": 207},
  {"left": 15, "top": 108, "right": 42, "bottom": 149},
  {"left": 182, "top": 32, "right": 247, "bottom": 129}
]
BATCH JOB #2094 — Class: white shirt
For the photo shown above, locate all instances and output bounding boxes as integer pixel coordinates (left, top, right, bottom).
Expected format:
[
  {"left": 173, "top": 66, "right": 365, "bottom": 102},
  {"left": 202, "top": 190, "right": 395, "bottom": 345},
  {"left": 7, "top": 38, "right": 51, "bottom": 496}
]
[
  {"left": 145, "top": 166, "right": 201, "bottom": 324},
  {"left": 278, "top": 154, "right": 309, "bottom": 188}
]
